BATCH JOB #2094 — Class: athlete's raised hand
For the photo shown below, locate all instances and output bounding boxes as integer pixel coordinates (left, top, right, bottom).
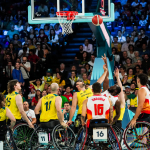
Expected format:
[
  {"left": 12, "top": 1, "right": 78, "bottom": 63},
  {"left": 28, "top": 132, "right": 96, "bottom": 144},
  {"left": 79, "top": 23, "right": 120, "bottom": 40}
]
[
  {"left": 114, "top": 68, "right": 119, "bottom": 78},
  {"left": 101, "top": 53, "right": 107, "bottom": 64},
  {"left": 103, "top": 64, "right": 107, "bottom": 72}
]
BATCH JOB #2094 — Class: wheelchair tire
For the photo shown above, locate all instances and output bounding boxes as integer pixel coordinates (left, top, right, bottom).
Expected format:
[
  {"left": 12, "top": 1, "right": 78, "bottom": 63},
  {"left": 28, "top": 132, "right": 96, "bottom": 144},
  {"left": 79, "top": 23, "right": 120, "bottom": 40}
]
[
  {"left": 52, "top": 124, "right": 76, "bottom": 150},
  {"left": 124, "top": 121, "right": 150, "bottom": 150},
  {"left": 13, "top": 123, "right": 34, "bottom": 150}
]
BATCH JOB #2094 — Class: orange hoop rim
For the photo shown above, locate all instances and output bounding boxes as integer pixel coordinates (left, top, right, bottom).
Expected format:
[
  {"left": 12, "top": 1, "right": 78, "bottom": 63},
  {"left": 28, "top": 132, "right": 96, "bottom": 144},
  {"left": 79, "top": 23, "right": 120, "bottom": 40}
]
[{"left": 56, "top": 11, "right": 78, "bottom": 16}]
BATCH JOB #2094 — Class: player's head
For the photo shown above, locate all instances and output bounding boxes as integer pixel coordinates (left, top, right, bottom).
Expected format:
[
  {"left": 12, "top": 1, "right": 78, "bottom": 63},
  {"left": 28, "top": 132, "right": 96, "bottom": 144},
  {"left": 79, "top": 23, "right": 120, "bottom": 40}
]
[
  {"left": 50, "top": 83, "right": 59, "bottom": 93},
  {"left": 0, "top": 93, "right": 5, "bottom": 109},
  {"left": 137, "top": 73, "right": 148, "bottom": 87},
  {"left": 23, "top": 101, "right": 29, "bottom": 111},
  {"left": 76, "top": 79, "right": 85, "bottom": 90},
  {"left": 64, "top": 102, "right": 70, "bottom": 111},
  {"left": 7, "top": 79, "right": 21, "bottom": 93},
  {"left": 92, "top": 82, "right": 101, "bottom": 94},
  {"left": 108, "top": 85, "right": 121, "bottom": 96}
]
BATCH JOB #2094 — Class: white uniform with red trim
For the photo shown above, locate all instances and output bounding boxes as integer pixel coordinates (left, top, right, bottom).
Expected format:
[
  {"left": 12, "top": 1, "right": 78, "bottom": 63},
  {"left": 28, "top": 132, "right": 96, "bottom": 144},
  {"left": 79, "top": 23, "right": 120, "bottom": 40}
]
[
  {"left": 87, "top": 95, "right": 110, "bottom": 120},
  {"left": 101, "top": 90, "right": 118, "bottom": 106}
]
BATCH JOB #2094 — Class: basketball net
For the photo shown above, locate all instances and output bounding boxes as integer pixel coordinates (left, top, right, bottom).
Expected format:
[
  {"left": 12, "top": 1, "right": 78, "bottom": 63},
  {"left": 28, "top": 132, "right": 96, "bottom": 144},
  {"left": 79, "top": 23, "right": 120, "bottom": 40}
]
[{"left": 56, "top": 11, "right": 78, "bottom": 35}]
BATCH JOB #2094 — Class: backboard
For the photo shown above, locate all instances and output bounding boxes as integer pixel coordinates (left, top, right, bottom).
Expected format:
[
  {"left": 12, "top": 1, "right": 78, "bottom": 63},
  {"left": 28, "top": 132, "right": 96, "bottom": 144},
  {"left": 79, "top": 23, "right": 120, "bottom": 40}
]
[{"left": 28, "top": 0, "right": 114, "bottom": 24}]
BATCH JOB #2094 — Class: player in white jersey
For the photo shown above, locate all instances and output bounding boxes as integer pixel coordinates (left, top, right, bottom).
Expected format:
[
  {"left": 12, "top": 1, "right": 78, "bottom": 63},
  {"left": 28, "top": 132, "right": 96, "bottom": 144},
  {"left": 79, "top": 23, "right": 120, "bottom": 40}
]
[
  {"left": 81, "top": 82, "right": 113, "bottom": 126},
  {"left": 130, "top": 73, "right": 150, "bottom": 128}
]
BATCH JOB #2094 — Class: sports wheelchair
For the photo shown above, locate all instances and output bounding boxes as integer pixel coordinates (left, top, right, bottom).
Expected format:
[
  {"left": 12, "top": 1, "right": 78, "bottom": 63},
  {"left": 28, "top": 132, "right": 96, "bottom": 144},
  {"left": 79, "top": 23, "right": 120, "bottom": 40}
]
[
  {"left": 74, "top": 119, "right": 121, "bottom": 150},
  {"left": 123, "top": 121, "right": 150, "bottom": 150},
  {"left": 30, "top": 123, "right": 76, "bottom": 150}
]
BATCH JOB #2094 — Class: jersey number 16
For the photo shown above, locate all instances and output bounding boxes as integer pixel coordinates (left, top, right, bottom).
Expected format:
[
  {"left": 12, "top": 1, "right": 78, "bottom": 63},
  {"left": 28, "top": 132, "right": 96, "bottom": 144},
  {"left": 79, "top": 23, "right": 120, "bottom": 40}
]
[{"left": 94, "top": 104, "right": 104, "bottom": 115}]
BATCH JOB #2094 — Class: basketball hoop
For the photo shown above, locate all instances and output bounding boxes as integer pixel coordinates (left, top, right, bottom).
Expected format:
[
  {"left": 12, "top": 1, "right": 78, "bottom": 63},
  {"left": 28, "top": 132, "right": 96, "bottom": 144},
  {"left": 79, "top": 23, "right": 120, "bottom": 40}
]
[{"left": 56, "top": 11, "right": 78, "bottom": 35}]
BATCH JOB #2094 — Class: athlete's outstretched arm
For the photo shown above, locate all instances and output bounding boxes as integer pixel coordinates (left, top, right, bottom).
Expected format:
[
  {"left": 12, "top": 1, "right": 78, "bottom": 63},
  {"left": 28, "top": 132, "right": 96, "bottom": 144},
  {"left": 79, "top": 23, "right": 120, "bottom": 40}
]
[
  {"left": 109, "top": 99, "right": 113, "bottom": 124},
  {"left": 81, "top": 99, "right": 88, "bottom": 126},
  {"left": 6, "top": 107, "right": 16, "bottom": 129},
  {"left": 129, "top": 88, "right": 146, "bottom": 128},
  {"left": 88, "top": 64, "right": 108, "bottom": 89},
  {"left": 114, "top": 68, "right": 125, "bottom": 108},
  {"left": 55, "top": 96, "right": 67, "bottom": 128},
  {"left": 112, "top": 100, "right": 120, "bottom": 124},
  {"left": 67, "top": 92, "right": 78, "bottom": 125},
  {"left": 16, "top": 95, "right": 34, "bottom": 128}
]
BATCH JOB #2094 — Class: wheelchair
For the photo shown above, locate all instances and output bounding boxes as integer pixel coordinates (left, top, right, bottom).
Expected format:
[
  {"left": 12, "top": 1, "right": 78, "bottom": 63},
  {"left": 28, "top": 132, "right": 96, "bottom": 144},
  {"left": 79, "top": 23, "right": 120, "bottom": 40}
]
[
  {"left": 30, "top": 123, "right": 76, "bottom": 150},
  {"left": 12, "top": 122, "right": 35, "bottom": 150},
  {"left": 123, "top": 121, "right": 150, "bottom": 150},
  {"left": 74, "top": 119, "right": 121, "bottom": 150}
]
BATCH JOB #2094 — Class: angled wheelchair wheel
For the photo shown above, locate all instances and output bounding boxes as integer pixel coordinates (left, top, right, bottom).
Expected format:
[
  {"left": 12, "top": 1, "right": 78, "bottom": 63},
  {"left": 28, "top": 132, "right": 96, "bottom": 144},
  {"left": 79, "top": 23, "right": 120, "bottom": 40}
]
[
  {"left": 74, "top": 127, "right": 87, "bottom": 150},
  {"left": 52, "top": 124, "right": 76, "bottom": 150},
  {"left": 13, "top": 123, "right": 35, "bottom": 150},
  {"left": 30, "top": 126, "right": 55, "bottom": 150},
  {"left": 107, "top": 126, "right": 122, "bottom": 150},
  {"left": 124, "top": 121, "right": 150, "bottom": 150}
]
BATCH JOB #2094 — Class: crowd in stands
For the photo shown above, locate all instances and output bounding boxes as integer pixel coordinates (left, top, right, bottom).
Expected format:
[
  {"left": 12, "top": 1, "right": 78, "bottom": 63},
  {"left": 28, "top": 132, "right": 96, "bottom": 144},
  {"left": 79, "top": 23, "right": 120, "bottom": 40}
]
[{"left": 0, "top": 0, "right": 150, "bottom": 123}]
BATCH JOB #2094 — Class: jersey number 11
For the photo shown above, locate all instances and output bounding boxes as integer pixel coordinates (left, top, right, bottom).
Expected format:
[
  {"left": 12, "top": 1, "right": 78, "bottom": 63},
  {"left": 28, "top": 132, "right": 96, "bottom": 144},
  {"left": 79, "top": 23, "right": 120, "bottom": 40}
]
[
  {"left": 45, "top": 101, "right": 52, "bottom": 111},
  {"left": 94, "top": 104, "right": 104, "bottom": 115}
]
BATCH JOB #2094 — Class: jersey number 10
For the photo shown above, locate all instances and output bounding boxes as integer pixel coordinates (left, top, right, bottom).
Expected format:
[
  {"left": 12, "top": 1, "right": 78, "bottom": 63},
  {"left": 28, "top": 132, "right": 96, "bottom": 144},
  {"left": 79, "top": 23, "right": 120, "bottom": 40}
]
[{"left": 94, "top": 104, "right": 104, "bottom": 115}]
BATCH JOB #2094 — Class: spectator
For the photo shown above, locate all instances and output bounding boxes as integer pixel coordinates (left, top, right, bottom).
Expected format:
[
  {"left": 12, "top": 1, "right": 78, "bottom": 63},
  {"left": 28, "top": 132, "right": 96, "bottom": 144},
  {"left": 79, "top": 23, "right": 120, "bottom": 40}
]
[
  {"left": 63, "top": 86, "right": 73, "bottom": 102},
  {"left": 38, "top": 29, "right": 48, "bottom": 42},
  {"left": 23, "top": 101, "right": 36, "bottom": 124},
  {"left": 49, "top": 9, "right": 56, "bottom": 17},
  {"left": 28, "top": 28, "right": 36, "bottom": 40},
  {"left": 62, "top": 102, "right": 71, "bottom": 123},
  {"left": 20, "top": 56, "right": 31, "bottom": 97},
  {"left": 131, "top": 0, "right": 139, "bottom": 7},
  {"left": 28, "top": 49, "right": 40, "bottom": 64},
  {"left": 142, "top": 54, "right": 150, "bottom": 72},
  {"left": 133, "top": 51, "right": 142, "bottom": 63},
  {"left": 139, "top": 43, "right": 150, "bottom": 57},
  {"left": 60, "top": 63, "right": 68, "bottom": 80},
  {"left": 49, "top": 29, "right": 59, "bottom": 45},
  {"left": 85, "top": 63, "right": 91, "bottom": 75},
  {"left": 127, "top": 45, "right": 135, "bottom": 60},
  {"left": 69, "top": 71, "right": 79, "bottom": 86},
  {"left": 4, "top": 61, "right": 14, "bottom": 80},
  {"left": 135, "top": 33, "right": 144, "bottom": 49},
  {"left": 134, "top": 65, "right": 141, "bottom": 76},
  {"left": 139, "top": 15, "right": 147, "bottom": 26},
  {"left": 42, "top": 69, "right": 53, "bottom": 85},
  {"left": 88, "top": 54, "right": 95, "bottom": 70},
  {"left": 117, "top": 30, "right": 126, "bottom": 44},
  {"left": 12, "top": 62, "right": 24, "bottom": 86},
  {"left": 68, "top": 65, "right": 77, "bottom": 78},
  {"left": 140, "top": 0, "right": 147, "bottom": 8},
  {"left": 119, "top": 66, "right": 127, "bottom": 80},
  {"left": 31, "top": 89, "right": 42, "bottom": 106},
  {"left": 75, "top": 45, "right": 84, "bottom": 60},
  {"left": 115, "top": 7, "right": 120, "bottom": 20},
  {"left": 44, "top": 25, "right": 50, "bottom": 36},
  {"left": 140, "top": 28, "right": 149, "bottom": 45},
  {"left": 18, "top": 47, "right": 29, "bottom": 62},
  {"left": 127, "top": 68, "right": 135, "bottom": 83},
  {"left": 124, "top": 58, "right": 135, "bottom": 70},
  {"left": 28, "top": 88, "right": 35, "bottom": 99},
  {"left": 130, "top": 88, "right": 139, "bottom": 107},
  {"left": 126, "top": 16, "right": 138, "bottom": 26},
  {"left": 122, "top": 75, "right": 130, "bottom": 87},
  {"left": 79, "top": 52, "right": 89, "bottom": 68},
  {"left": 14, "top": 20, "right": 23, "bottom": 32},
  {"left": 120, "top": 51, "right": 128, "bottom": 65},
  {"left": 42, "top": 90, "right": 47, "bottom": 97},
  {"left": 29, "top": 78, "right": 46, "bottom": 92},
  {"left": 54, "top": 24, "right": 62, "bottom": 36},
  {"left": 83, "top": 39, "right": 93, "bottom": 54},
  {"left": 7, "top": 25, "right": 19, "bottom": 40},
  {"left": 82, "top": 73, "right": 90, "bottom": 85},
  {"left": 111, "top": 37, "right": 121, "bottom": 52},
  {"left": 121, "top": 36, "right": 131, "bottom": 52},
  {"left": 12, "top": 34, "right": 22, "bottom": 49},
  {"left": 38, "top": 3, "right": 48, "bottom": 17},
  {"left": 20, "top": 26, "right": 29, "bottom": 39},
  {"left": 52, "top": 72, "right": 65, "bottom": 88},
  {"left": 112, "top": 47, "right": 120, "bottom": 63}
]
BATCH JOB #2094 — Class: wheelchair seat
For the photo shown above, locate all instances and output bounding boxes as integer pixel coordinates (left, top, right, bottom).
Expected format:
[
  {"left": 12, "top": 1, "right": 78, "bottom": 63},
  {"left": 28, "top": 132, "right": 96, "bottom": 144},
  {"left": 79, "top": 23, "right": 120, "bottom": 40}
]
[
  {"left": 40, "top": 120, "right": 60, "bottom": 129},
  {"left": 89, "top": 119, "right": 110, "bottom": 128}
]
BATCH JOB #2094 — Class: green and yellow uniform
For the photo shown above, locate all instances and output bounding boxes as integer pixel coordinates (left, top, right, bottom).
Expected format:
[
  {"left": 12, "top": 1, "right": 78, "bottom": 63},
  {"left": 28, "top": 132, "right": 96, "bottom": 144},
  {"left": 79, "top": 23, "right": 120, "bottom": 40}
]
[
  {"left": 77, "top": 88, "right": 93, "bottom": 115},
  {"left": 0, "top": 107, "right": 7, "bottom": 121},
  {"left": 6, "top": 91, "right": 21, "bottom": 120},
  {"left": 40, "top": 94, "right": 58, "bottom": 122}
]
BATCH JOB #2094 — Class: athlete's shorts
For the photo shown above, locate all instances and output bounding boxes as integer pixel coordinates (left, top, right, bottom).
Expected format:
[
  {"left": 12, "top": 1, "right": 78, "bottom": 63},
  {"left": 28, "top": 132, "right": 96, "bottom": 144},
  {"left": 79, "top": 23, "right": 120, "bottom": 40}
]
[
  {"left": 0, "top": 120, "right": 7, "bottom": 141},
  {"left": 40, "top": 120, "right": 60, "bottom": 129},
  {"left": 137, "top": 113, "right": 150, "bottom": 123}
]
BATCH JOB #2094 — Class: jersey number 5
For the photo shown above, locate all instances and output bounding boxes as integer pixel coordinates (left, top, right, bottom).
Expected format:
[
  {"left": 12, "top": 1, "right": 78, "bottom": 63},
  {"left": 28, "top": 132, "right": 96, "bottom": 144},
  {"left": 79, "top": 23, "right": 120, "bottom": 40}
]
[
  {"left": 94, "top": 104, "right": 104, "bottom": 115},
  {"left": 45, "top": 101, "right": 52, "bottom": 111}
]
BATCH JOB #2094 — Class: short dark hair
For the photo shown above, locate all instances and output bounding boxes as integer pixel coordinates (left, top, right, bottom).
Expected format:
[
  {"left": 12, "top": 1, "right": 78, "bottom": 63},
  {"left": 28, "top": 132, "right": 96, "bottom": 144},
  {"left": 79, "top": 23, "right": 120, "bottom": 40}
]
[
  {"left": 7, "top": 80, "right": 18, "bottom": 94},
  {"left": 115, "top": 85, "right": 121, "bottom": 95},
  {"left": 137, "top": 73, "right": 148, "bottom": 85},
  {"left": 92, "top": 82, "right": 101, "bottom": 93},
  {"left": 64, "top": 102, "right": 70, "bottom": 105}
]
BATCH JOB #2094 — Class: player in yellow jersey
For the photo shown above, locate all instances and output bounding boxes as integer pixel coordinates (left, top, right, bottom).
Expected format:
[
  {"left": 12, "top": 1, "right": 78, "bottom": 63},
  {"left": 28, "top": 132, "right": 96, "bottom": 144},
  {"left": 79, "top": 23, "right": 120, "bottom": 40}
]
[
  {"left": 35, "top": 83, "right": 67, "bottom": 128},
  {"left": 67, "top": 64, "right": 108, "bottom": 132},
  {"left": 0, "top": 93, "right": 16, "bottom": 141},
  {"left": 6, "top": 80, "right": 34, "bottom": 128}
]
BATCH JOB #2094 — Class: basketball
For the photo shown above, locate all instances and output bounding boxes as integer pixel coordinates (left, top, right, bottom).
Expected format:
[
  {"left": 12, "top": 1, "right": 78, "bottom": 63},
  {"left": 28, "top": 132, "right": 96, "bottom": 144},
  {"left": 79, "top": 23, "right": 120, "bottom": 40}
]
[{"left": 92, "top": 15, "right": 103, "bottom": 26}]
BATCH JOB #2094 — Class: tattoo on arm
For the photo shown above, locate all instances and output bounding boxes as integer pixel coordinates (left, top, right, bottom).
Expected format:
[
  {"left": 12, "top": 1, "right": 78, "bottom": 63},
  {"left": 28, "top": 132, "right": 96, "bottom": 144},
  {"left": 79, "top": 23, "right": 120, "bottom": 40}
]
[{"left": 81, "top": 115, "right": 86, "bottom": 122}]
